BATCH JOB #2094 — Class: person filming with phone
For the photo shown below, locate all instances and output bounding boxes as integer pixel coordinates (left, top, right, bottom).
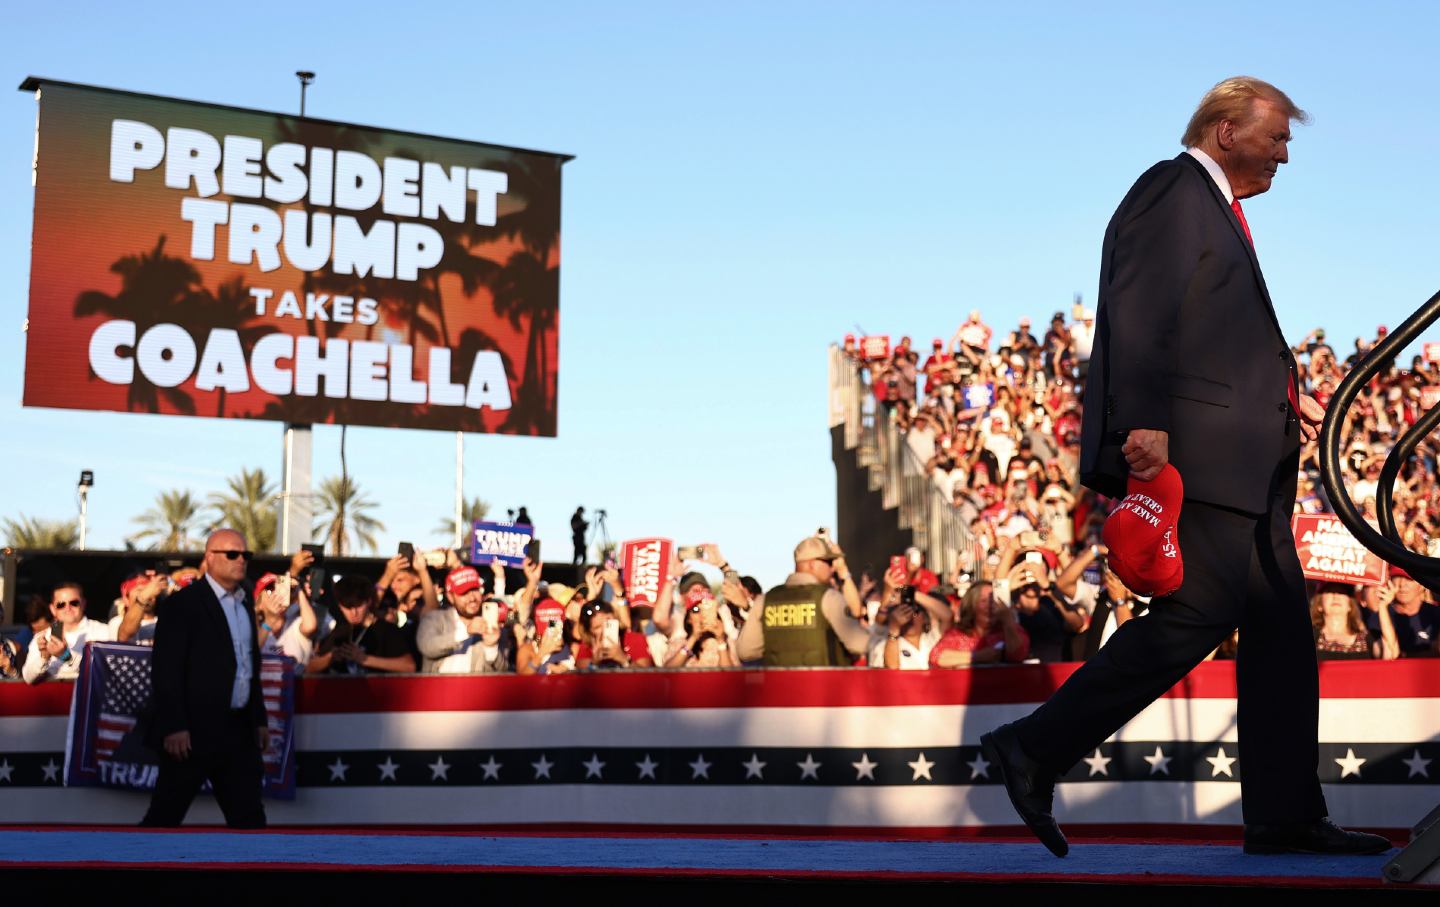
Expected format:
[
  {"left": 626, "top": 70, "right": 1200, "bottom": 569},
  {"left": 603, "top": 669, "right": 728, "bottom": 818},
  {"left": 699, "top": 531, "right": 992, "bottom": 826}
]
[
  {"left": 417, "top": 566, "right": 511, "bottom": 673},
  {"left": 22, "top": 581, "right": 112, "bottom": 684}
]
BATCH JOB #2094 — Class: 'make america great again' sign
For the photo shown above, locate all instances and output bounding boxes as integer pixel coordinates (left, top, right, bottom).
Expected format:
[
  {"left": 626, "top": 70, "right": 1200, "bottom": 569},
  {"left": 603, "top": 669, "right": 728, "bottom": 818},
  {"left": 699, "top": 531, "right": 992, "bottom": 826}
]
[{"left": 20, "top": 78, "right": 570, "bottom": 435}]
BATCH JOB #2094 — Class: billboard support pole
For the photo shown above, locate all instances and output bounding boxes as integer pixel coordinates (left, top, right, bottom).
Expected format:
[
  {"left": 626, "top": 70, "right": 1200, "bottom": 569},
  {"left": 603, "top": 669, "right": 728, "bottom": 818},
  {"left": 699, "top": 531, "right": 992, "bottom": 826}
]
[
  {"left": 454, "top": 432, "right": 465, "bottom": 550},
  {"left": 280, "top": 426, "right": 312, "bottom": 554},
  {"left": 278, "top": 69, "right": 319, "bottom": 557}
]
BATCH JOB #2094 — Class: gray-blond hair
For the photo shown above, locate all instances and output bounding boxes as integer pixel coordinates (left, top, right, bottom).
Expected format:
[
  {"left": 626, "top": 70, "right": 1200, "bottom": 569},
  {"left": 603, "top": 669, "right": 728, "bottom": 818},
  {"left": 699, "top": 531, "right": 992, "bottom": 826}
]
[{"left": 1181, "top": 76, "right": 1309, "bottom": 148}]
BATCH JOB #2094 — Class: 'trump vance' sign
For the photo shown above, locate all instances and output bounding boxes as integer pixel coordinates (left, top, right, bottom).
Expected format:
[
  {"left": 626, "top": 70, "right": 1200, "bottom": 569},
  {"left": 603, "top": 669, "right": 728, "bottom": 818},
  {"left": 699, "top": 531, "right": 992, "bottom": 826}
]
[
  {"left": 471, "top": 521, "right": 534, "bottom": 567},
  {"left": 1292, "top": 514, "right": 1388, "bottom": 586},
  {"left": 20, "top": 78, "right": 570, "bottom": 435}
]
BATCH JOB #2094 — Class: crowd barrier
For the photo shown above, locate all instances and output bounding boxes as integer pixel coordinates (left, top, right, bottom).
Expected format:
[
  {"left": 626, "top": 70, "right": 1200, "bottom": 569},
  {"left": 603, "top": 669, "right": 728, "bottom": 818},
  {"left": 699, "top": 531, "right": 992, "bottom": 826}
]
[{"left": 2, "top": 661, "right": 1436, "bottom": 831}]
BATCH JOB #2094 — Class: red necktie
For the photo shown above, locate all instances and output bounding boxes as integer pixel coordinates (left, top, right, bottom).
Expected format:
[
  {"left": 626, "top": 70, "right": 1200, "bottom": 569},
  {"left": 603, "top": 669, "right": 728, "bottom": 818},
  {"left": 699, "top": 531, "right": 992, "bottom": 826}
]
[
  {"left": 1231, "top": 198, "right": 1254, "bottom": 247},
  {"left": 1234, "top": 197, "right": 1300, "bottom": 411}
]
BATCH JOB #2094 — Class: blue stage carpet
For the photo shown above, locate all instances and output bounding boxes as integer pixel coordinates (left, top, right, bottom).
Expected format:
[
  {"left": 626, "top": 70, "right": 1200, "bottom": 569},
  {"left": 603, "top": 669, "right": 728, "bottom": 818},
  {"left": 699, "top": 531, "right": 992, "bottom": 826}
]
[{"left": 0, "top": 828, "right": 1415, "bottom": 890}]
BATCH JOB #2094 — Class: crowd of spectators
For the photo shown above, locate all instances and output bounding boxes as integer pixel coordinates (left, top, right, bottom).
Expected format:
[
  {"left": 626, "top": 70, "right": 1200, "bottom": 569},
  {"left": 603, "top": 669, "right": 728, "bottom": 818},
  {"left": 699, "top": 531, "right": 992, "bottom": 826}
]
[
  {"left": 2, "top": 309, "right": 1438, "bottom": 683},
  {"left": 840, "top": 304, "right": 1440, "bottom": 664}
]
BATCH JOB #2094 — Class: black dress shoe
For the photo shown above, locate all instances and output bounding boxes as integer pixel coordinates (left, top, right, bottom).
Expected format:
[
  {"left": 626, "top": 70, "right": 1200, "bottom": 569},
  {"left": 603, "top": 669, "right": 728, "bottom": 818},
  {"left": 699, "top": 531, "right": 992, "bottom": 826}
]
[
  {"left": 980, "top": 722, "right": 1068, "bottom": 857},
  {"left": 1243, "top": 818, "right": 1392, "bottom": 855}
]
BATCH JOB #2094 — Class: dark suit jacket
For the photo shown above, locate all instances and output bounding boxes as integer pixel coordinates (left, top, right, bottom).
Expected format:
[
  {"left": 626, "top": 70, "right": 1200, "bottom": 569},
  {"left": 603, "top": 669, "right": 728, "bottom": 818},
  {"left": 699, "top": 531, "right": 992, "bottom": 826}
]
[
  {"left": 147, "top": 577, "right": 266, "bottom": 753},
  {"left": 1080, "top": 152, "right": 1301, "bottom": 513}
]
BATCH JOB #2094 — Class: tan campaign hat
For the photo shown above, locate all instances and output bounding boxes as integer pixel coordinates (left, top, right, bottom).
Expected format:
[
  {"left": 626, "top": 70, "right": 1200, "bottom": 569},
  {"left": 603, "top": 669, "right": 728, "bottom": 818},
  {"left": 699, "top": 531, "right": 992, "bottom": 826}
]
[{"left": 794, "top": 535, "right": 841, "bottom": 563}]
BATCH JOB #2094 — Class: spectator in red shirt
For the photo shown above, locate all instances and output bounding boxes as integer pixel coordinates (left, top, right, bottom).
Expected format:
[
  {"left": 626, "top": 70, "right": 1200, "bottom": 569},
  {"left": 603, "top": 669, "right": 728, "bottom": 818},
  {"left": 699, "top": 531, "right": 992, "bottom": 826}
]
[
  {"left": 575, "top": 601, "right": 654, "bottom": 670},
  {"left": 930, "top": 581, "right": 1030, "bottom": 667},
  {"left": 923, "top": 338, "right": 953, "bottom": 395}
]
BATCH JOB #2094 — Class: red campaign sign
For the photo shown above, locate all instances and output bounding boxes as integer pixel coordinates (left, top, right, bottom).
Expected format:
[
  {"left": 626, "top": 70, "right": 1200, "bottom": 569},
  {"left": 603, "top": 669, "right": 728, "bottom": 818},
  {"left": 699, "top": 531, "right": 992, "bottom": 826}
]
[
  {"left": 859, "top": 335, "right": 890, "bottom": 361},
  {"left": 620, "top": 537, "right": 673, "bottom": 608},
  {"left": 1292, "top": 513, "right": 1388, "bottom": 586},
  {"left": 1425, "top": 343, "right": 1440, "bottom": 364},
  {"left": 1422, "top": 386, "right": 1440, "bottom": 411}
]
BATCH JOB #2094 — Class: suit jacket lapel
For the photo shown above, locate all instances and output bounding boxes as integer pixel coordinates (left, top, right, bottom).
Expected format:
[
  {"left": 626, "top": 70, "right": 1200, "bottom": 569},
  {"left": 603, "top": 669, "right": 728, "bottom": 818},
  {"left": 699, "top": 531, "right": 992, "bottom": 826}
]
[{"left": 1176, "top": 153, "right": 1288, "bottom": 339}]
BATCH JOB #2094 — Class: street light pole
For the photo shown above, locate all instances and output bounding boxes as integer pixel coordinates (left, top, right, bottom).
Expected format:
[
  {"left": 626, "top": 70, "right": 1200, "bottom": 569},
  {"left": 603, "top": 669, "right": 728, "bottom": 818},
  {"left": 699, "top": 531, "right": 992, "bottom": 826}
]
[
  {"left": 280, "top": 69, "right": 317, "bottom": 555},
  {"left": 77, "top": 470, "right": 94, "bottom": 551}
]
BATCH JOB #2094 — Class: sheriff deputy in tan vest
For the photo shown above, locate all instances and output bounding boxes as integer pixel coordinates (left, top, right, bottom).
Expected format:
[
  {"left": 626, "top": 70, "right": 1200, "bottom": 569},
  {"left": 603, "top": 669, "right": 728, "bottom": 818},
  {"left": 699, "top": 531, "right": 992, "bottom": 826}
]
[{"left": 736, "top": 534, "right": 870, "bottom": 666}]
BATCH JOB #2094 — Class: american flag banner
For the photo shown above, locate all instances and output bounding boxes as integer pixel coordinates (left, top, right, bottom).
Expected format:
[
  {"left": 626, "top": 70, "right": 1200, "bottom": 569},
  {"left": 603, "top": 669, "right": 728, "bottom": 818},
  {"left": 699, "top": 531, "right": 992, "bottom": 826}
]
[{"left": 63, "top": 642, "right": 297, "bottom": 799}]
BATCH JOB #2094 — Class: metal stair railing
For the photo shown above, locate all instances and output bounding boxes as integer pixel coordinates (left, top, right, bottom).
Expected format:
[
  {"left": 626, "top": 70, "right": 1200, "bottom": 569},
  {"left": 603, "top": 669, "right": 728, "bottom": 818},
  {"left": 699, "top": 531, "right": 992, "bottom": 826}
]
[{"left": 828, "top": 345, "right": 983, "bottom": 581}]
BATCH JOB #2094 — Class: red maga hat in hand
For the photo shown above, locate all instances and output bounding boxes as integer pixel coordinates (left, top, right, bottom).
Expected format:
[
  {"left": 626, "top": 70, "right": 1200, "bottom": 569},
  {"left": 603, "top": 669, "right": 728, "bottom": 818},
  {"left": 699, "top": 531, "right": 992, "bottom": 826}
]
[{"left": 1102, "top": 464, "right": 1184, "bottom": 597}]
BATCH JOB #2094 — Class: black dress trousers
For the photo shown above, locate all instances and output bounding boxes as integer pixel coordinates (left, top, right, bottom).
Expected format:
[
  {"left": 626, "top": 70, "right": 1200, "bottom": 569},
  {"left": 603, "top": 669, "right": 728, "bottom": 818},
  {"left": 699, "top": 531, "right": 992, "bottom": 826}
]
[
  {"left": 1013, "top": 451, "right": 1327, "bottom": 825},
  {"left": 140, "top": 709, "right": 267, "bottom": 829}
]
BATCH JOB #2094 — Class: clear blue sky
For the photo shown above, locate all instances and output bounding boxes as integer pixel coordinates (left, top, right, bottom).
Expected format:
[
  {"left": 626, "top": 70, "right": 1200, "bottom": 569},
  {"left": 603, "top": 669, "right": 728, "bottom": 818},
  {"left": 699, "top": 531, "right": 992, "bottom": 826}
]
[{"left": 2, "top": 2, "right": 1437, "bottom": 585}]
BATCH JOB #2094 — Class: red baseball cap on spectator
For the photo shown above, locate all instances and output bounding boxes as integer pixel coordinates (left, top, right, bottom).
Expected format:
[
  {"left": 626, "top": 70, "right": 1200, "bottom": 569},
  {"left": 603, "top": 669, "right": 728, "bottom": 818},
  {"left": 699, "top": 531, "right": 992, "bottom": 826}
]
[
  {"left": 1390, "top": 565, "right": 1412, "bottom": 581},
  {"left": 255, "top": 573, "right": 280, "bottom": 595},
  {"left": 120, "top": 573, "right": 150, "bottom": 599},
  {"left": 534, "top": 598, "right": 566, "bottom": 627},
  {"left": 446, "top": 566, "right": 481, "bottom": 597},
  {"left": 1103, "top": 465, "right": 1185, "bottom": 597},
  {"left": 932, "top": 338, "right": 943, "bottom": 349}
]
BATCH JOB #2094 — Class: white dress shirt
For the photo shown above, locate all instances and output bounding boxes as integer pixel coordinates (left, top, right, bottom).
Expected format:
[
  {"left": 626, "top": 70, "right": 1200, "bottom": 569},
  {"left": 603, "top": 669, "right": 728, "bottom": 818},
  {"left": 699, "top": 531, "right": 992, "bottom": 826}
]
[
  {"left": 205, "top": 573, "right": 254, "bottom": 708},
  {"left": 1186, "top": 147, "right": 1234, "bottom": 204}
]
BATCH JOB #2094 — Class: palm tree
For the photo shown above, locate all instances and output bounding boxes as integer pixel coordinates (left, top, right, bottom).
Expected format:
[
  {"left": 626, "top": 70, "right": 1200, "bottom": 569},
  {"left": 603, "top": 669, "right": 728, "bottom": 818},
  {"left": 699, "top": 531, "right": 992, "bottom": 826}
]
[
  {"left": 434, "top": 496, "right": 491, "bottom": 542},
  {"left": 2, "top": 515, "right": 80, "bottom": 549},
  {"left": 129, "top": 490, "right": 205, "bottom": 551},
  {"left": 314, "top": 475, "right": 384, "bottom": 555},
  {"left": 208, "top": 468, "right": 278, "bottom": 553},
  {"left": 178, "top": 275, "right": 265, "bottom": 418},
  {"left": 74, "top": 236, "right": 199, "bottom": 415}
]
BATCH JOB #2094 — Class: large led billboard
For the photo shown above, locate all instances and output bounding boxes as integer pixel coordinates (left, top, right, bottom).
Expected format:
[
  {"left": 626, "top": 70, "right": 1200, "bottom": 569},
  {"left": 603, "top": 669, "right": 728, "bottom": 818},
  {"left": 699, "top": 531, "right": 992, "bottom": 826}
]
[{"left": 20, "top": 78, "right": 569, "bottom": 435}]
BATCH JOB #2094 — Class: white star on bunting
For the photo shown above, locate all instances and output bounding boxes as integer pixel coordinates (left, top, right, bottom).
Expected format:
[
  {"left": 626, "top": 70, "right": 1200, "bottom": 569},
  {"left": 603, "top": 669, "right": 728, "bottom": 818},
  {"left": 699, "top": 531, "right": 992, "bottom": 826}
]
[
  {"left": 532, "top": 755, "right": 554, "bottom": 780},
  {"left": 1083, "top": 748, "right": 1111, "bottom": 777},
  {"left": 908, "top": 753, "right": 934, "bottom": 781},
  {"left": 41, "top": 759, "right": 60, "bottom": 783},
  {"left": 0, "top": 760, "right": 12, "bottom": 783},
  {"left": 1402, "top": 749, "right": 1431, "bottom": 779},
  {"left": 688, "top": 755, "right": 712, "bottom": 780},
  {"left": 583, "top": 754, "right": 606, "bottom": 779},
  {"left": 1335, "top": 748, "right": 1366, "bottom": 779},
  {"left": 479, "top": 756, "right": 502, "bottom": 781},
  {"left": 1206, "top": 747, "right": 1236, "bottom": 778},
  {"left": 742, "top": 753, "right": 767, "bottom": 780},
  {"left": 428, "top": 756, "right": 451, "bottom": 781},
  {"left": 327, "top": 757, "right": 349, "bottom": 782},
  {"left": 377, "top": 757, "right": 399, "bottom": 782},
  {"left": 1143, "top": 746, "right": 1172, "bottom": 776},
  {"left": 966, "top": 753, "right": 991, "bottom": 780},
  {"left": 797, "top": 753, "right": 821, "bottom": 780},
  {"left": 852, "top": 753, "right": 878, "bottom": 781},
  {"left": 636, "top": 754, "right": 658, "bottom": 780}
]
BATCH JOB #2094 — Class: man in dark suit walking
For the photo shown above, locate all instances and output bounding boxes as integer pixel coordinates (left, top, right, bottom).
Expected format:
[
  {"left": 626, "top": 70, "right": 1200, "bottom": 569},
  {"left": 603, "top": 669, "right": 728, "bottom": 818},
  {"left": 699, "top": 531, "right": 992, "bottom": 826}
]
[
  {"left": 981, "top": 77, "right": 1389, "bottom": 857},
  {"left": 141, "top": 528, "right": 267, "bottom": 828}
]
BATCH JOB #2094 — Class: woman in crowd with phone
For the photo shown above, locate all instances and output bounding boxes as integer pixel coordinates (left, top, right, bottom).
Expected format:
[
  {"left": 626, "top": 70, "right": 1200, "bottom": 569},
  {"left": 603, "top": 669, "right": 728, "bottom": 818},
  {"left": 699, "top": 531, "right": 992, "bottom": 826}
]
[
  {"left": 929, "top": 581, "right": 1031, "bottom": 667},
  {"left": 574, "top": 600, "right": 653, "bottom": 670},
  {"left": 254, "top": 572, "right": 317, "bottom": 672},
  {"left": 664, "top": 576, "right": 739, "bottom": 669}
]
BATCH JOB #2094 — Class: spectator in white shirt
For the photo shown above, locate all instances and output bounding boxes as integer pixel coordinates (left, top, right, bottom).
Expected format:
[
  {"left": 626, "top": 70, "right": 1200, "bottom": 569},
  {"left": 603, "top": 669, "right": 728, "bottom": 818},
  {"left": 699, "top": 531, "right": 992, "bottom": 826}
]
[
  {"left": 255, "top": 572, "right": 317, "bottom": 671},
  {"left": 23, "top": 581, "right": 113, "bottom": 683},
  {"left": 868, "top": 561, "right": 952, "bottom": 669},
  {"left": 1070, "top": 307, "right": 1096, "bottom": 378}
]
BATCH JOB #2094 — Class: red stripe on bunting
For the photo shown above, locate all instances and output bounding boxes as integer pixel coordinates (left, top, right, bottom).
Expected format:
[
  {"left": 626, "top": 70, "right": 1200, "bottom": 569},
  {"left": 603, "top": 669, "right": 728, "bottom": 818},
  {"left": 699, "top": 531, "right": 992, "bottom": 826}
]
[{"left": 3, "top": 660, "right": 1436, "bottom": 718}]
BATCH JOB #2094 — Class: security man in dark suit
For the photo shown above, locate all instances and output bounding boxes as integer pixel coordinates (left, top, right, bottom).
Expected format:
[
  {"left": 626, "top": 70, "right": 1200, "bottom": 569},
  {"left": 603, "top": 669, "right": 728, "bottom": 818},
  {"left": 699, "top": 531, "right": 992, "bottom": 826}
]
[
  {"left": 982, "top": 78, "right": 1389, "bottom": 857},
  {"left": 140, "top": 528, "right": 268, "bottom": 828}
]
